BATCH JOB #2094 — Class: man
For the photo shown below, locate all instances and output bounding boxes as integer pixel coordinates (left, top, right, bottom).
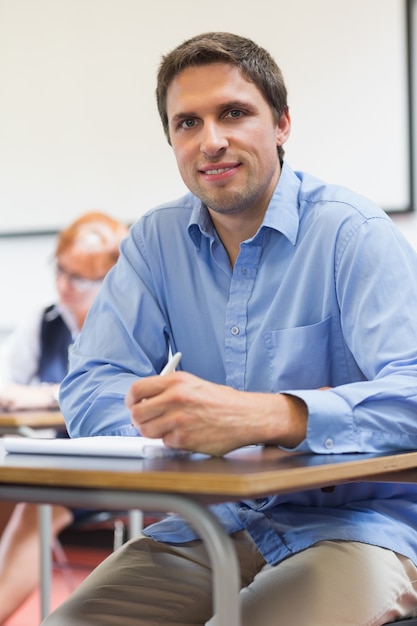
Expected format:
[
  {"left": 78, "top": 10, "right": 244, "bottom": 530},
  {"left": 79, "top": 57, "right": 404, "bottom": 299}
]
[{"left": 44, "top": 32, "right": 417, "bottom": 625}]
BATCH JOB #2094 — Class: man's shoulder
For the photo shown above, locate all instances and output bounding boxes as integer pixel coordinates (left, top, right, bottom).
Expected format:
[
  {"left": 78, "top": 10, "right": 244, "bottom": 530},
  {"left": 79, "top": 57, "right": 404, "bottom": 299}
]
[
  {"left": 296, "top": 170, "right": 388, "bottom": 222},
  {"left": 128, "top": 192, "right": 199, "bottom": 251},
  {"left": 139, "top": 192, "right": 197, "bottom": 224}
]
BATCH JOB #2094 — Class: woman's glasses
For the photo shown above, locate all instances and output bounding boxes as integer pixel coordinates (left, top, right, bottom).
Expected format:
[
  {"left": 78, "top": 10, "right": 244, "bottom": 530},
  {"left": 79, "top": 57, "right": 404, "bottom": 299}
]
[{"left": 55, "top": 264, "right": 105, "bottom": 292}]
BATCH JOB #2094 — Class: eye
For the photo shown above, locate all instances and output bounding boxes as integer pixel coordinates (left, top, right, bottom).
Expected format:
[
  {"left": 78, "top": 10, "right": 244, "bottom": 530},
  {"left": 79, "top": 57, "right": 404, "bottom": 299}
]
[
  {"left": 180, "top": 118, "right": 197, "bottom": 130},
  {"left": 226, "top": 109, "right": 244, "bottom": 119}
]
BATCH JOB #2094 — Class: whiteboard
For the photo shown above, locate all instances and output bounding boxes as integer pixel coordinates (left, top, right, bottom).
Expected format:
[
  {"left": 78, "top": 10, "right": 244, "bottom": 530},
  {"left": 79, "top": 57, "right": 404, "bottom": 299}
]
[{"left": 0, "top": 0, "right": 411, "bottom": 234}]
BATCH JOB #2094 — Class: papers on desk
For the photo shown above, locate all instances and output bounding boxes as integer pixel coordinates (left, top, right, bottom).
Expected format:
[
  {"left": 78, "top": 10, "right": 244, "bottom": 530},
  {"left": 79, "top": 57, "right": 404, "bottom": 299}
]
[{"left": 3, "top": 435, "right": 188, "bottom": 459}]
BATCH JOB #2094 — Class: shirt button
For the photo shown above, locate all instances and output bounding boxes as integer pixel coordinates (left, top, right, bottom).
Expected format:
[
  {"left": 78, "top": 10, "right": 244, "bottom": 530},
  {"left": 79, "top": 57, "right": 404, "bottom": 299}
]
[
  {"left": 324, "top": 437, "right": 334, "bottom": 450},
  {"left": 230, "top": 326, "right": 240, "bottom": 335}
]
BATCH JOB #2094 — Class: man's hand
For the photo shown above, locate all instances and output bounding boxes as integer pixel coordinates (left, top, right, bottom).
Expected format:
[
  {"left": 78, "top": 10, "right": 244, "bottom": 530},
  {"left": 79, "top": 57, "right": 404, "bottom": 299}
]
[{"left": 125, "top": 371, "right": 307, "bottom": 456}]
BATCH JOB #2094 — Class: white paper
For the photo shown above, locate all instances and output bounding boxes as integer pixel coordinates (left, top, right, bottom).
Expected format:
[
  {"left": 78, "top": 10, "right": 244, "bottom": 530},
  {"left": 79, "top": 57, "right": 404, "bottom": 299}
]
[{"left": 3, "top": 435, "right": 185, "bottom": 459}]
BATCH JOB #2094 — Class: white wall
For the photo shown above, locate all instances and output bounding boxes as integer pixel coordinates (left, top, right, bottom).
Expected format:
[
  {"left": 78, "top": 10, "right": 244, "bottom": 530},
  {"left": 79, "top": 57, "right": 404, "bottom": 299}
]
[
  {"left": 0, "top": 0, "right": 411, "bottom": 234},
  {"left": 0, "top": 235, "right": 57, "bottom": 333},
  {"left": 0, "top": 0, "right": 416, "bottom": 332}
]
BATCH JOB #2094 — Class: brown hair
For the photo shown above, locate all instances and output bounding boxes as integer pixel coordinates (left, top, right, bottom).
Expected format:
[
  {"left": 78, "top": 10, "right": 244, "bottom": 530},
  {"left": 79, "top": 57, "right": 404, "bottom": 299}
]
[
  {"left": 55, "top": 211, "right": 128, "bottom": 274},
  {"left": 156, "top": 32, "right": 289, "bottom": 160}
]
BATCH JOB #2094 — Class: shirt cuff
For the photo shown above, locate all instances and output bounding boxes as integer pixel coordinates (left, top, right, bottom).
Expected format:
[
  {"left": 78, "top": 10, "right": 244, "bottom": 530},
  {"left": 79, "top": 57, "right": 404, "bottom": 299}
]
[{"left": 282, "top": 389, "right": 358, "bottom": 453}]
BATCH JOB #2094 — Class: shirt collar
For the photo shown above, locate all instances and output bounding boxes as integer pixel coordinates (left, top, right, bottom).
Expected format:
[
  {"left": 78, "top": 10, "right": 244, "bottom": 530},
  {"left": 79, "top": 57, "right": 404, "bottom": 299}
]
[
  {"left": 187, "top": 161, "right": 301, "bottom": 249},
  {"left": 261, "top": 161, "right": 300, "bottom": 246}
]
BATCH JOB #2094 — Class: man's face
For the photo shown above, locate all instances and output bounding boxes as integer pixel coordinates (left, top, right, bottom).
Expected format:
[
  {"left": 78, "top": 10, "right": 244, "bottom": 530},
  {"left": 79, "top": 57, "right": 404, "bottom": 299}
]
[{"left": 166, "top": 62, "right": 290, "bottom": 219}]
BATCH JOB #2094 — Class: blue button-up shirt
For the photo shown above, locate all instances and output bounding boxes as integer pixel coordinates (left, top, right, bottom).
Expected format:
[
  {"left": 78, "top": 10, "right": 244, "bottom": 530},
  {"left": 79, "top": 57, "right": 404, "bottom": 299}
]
[{"left": 60, "top": 163, "right": 417, "bottom": 566}]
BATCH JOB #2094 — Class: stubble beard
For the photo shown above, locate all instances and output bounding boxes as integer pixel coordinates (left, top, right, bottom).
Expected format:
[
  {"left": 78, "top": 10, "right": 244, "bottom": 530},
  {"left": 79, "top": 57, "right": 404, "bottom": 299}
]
[{"left": 194, "top": 180, "right": 265, "bottom": 217}]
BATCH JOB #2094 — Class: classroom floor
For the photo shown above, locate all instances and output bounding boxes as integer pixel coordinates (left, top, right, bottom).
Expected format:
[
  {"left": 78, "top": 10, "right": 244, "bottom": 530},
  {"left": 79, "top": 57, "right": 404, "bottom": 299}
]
[{"left": 4, "top": 544, "right": 112, "bottom": 626}]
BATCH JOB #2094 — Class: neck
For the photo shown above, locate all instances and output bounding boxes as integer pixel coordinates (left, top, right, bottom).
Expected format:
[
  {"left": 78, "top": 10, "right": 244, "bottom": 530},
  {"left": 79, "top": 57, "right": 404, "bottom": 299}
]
[
  {"left": 209, "top": 210, "right": 265, "bottom": 267},
  {"left": 70, "top": 309, "right": 87, "bottom": 332}
]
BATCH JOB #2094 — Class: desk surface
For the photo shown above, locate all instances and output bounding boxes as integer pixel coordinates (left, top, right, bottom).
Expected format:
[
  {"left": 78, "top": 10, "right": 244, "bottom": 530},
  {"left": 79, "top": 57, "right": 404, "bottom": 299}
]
[
  {"left": 2, "top": 443, "right": 417, "bottom": 500},
  {"left": 0, "top": 410, "right": 64, "bottom": 428},
  {"left": 2, "top": 443, "right": 417, "bottom": 626}
]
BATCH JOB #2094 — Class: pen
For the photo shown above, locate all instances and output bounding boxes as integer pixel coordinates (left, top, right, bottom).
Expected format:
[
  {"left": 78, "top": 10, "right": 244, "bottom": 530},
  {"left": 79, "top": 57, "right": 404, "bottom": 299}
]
[{"left": 159, "top": 352, "right": 182, "bottom": 376}]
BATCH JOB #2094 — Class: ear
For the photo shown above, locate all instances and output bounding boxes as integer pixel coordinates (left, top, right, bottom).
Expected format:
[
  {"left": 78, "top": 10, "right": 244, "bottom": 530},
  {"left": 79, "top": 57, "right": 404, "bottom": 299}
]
[{"left": 276, "top": 110, "right": 291, "bottom": 147}]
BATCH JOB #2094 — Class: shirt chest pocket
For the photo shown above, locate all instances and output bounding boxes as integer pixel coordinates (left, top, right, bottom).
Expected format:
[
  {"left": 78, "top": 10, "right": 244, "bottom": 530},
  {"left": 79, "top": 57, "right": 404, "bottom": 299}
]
[{"left": 263, "top": 316, "right": 340, "bottom": 390}]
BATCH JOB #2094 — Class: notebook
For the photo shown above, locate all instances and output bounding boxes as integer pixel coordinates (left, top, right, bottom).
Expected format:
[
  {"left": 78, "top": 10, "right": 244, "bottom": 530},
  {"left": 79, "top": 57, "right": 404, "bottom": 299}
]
[{"left": 3, "top": 435, "right": 186, "bottom": 459}]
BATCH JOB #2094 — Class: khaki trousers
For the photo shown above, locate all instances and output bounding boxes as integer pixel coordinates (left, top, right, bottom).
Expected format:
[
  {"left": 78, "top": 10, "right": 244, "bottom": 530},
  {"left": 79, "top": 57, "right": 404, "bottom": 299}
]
[{"left": 42, "top": 531, "right": 417, "bottom": 626}]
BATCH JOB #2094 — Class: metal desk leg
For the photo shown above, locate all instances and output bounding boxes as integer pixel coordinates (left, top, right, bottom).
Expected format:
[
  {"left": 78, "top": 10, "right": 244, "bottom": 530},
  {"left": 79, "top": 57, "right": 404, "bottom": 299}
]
[
  {"left": 2, "top": 488, "right": 241, "bottom": 626},
  {"left": 128, "top": 509, "right": 143, "bottom": 539},
  {"left": 43, "top": 494, "right": 241, "bottom": 625},
  {"left": 38, "top": 504, "right": 52, "bottom": 621}
]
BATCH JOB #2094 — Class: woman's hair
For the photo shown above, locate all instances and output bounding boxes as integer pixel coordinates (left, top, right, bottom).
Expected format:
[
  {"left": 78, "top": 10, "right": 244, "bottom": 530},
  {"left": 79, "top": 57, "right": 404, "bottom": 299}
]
[
  {"left": 156, "top": 32, "right": 289, "bottom": 160},
  {"left": 55, "top": 211, "right": 129, "bottom": 274}
]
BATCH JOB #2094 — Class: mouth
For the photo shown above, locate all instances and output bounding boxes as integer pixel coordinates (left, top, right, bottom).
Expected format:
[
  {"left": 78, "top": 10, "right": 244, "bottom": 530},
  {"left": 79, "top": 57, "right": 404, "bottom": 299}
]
[
  {"left": 204, "top": 166, "right": 233, "bottom": 175},
  {"left": 199, "top": 163, "right": 240, "bottom": 181}
]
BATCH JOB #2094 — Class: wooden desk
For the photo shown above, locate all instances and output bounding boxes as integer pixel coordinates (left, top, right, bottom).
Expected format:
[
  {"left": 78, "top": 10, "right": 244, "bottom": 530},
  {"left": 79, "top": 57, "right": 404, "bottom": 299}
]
[
  {"left": 1, "top": 444, "right": 417, "bottom": 625},
  {"left": 0, "top": 410, "right": 64, "bottom": 435}
]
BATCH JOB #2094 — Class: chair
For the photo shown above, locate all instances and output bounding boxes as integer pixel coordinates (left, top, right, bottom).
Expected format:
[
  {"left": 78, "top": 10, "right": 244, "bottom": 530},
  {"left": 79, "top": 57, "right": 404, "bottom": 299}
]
[
  {"left": 52, "top": 510, "right": 135, "bottom": 591},
  {"left": 58, "top": 508, "right": 144, "bottom": 553}
]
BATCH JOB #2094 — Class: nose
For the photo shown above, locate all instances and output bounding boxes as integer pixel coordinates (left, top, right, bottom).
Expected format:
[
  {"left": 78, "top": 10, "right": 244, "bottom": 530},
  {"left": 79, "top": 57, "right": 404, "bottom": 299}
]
[{"left": 200, "top": 121, "right": 228, "bottom": 157}]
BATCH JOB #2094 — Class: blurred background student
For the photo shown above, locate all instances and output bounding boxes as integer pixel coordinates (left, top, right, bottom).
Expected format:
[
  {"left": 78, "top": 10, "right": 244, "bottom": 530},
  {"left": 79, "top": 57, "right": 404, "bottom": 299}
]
[{"left": 0, "top": 211, "right": 128, "bottom": 623}]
